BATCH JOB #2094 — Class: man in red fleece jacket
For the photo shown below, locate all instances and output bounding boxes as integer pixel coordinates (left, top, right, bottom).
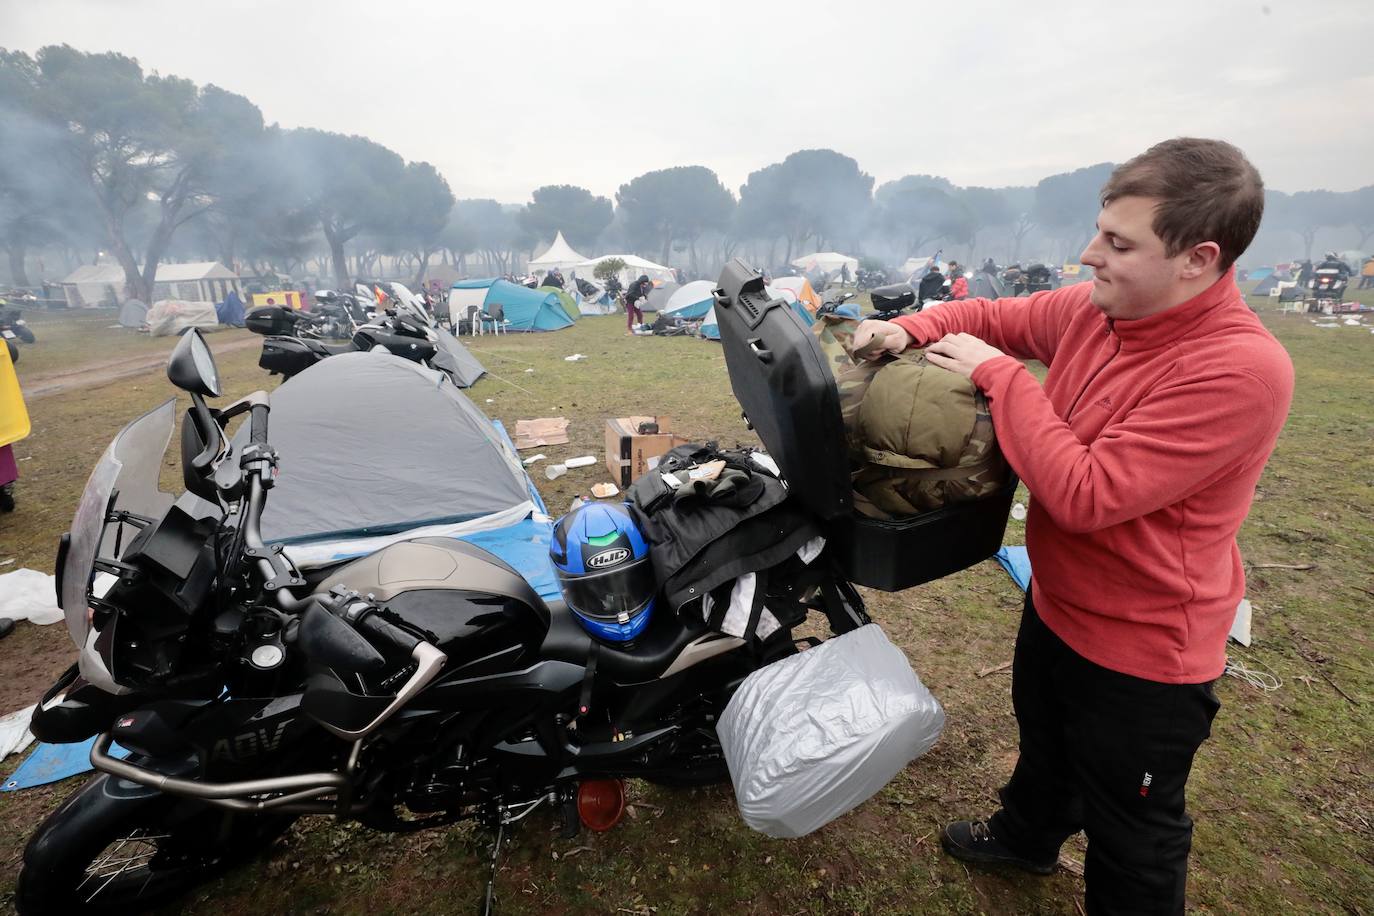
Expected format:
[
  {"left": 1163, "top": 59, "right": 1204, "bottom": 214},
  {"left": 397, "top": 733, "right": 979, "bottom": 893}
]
[{"left": 853, "top": 138, "right": 1293, "bottom": 914}]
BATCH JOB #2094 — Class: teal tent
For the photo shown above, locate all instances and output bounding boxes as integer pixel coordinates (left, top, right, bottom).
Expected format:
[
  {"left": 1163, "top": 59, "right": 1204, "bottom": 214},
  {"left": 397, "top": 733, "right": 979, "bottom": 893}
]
[
  {"left": 448, "top": 279, "right": 574, "bottom": 331},
  {"left": 538, "top": 286, "right": 581, "bottom": 323}
]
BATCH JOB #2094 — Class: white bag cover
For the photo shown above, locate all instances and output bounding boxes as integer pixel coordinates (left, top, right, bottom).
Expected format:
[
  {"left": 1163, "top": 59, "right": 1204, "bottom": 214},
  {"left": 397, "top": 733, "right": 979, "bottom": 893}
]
[{"left": 717, "top": 624, "right": 944, "bottom": 838}]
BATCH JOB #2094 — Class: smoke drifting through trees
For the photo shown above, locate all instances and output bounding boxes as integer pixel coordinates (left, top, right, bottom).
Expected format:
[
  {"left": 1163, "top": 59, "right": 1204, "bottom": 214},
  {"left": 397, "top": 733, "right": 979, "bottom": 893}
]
[{"left": 2, "top": 43, "right": 1371, "bottom": 292}]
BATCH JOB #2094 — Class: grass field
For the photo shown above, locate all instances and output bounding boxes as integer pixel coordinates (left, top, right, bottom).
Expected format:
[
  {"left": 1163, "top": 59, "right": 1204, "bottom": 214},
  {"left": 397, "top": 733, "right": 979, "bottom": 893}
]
[{"left": 0, "top": 287, "right": 1369, "bottom": 914}]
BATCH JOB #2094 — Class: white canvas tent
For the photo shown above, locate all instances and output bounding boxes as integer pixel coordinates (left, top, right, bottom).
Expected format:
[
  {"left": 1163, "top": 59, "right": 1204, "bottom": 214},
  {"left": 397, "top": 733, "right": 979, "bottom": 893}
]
[
  {"left": 60, "top": 261, "right": 242, "bottom": 308},
  {"left": 529, "top": 231, "right": 589, "bottom": 277},
  {"left": 791, "top": 252, "right": 859, "bottom": 279},
  {"left": 577, "top": 254, "right": 675, "bottom": 289},
  {"left": 900, "top": 255, "right": 947, "bottom": 279}
]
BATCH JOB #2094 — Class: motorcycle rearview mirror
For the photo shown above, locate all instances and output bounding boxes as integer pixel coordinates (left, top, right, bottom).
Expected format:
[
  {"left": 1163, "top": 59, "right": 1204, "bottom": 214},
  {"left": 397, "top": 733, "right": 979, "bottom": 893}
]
[
  {"left": 167, "top": 329, "right": 222, "bottom": 398},
  {"left": 298, "top": 603, "right": 387, "bottom": 673}
]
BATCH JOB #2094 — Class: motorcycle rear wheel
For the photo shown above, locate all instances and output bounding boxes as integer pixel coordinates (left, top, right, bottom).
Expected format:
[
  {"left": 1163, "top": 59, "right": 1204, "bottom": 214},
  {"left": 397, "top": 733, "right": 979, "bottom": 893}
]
[{"left": 16, "top": 793, "right": 294, "bottom": 915}]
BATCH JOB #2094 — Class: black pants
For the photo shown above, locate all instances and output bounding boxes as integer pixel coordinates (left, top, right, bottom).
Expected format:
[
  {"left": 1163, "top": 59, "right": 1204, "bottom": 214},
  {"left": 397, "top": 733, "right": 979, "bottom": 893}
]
[{"left": 989, "top": 592, "right": 1221, "bottom": 915}]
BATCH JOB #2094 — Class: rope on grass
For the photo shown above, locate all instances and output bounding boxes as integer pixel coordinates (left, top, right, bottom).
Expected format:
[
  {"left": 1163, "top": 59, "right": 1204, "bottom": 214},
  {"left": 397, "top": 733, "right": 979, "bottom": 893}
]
[{"left": 1223, "top": 655, "right": 1282, "bottom": 692}]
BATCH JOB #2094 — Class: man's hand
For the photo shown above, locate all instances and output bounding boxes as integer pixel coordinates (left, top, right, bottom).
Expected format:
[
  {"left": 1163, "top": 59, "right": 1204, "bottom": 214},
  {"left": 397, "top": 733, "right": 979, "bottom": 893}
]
[
  {"left": 850, "top": 319, "right": 912, "bottom": 361},
  {"left": 924, "top": 332, "right": 1006, "bottom": 379}
]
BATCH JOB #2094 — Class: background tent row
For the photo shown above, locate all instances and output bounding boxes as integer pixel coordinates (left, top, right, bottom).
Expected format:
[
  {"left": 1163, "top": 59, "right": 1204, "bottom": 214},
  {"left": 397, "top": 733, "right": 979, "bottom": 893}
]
[{"left": 662, "top": 277, "right": 825, "bottom": 341}]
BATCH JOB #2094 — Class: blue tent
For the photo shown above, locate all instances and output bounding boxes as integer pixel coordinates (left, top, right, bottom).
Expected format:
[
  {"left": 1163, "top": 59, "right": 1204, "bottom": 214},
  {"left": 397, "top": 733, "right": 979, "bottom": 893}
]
[
  {"left": 661, "top": 280, "right": 716, "bottom": 320},
  {"left": 215, "top": 289, "right": 246, "bottom": 327},
  {"left": 448, "top": 278, "right": 573, "bottom": 332},
  {"left": 700, "top": 304, "right": 721, "bottom": 340}
]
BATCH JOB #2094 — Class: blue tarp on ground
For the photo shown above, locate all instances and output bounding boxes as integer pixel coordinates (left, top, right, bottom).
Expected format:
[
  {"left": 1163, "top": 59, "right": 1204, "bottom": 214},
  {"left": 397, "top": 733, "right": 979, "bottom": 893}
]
[
  {"left": 4, "top": 739, "right": 130, "bottom": 791},
  {"left": 994, "top": 545, "right": 1031, "bottom": 591},
  {"left": 450, "top": 279, "right": 573, "bottom": 331}
]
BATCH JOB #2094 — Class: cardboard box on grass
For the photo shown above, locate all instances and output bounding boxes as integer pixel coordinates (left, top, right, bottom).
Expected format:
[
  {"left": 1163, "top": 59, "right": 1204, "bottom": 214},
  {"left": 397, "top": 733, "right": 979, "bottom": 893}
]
[{"left": 605, "top": 416, "right": 689, "bottom": 488}]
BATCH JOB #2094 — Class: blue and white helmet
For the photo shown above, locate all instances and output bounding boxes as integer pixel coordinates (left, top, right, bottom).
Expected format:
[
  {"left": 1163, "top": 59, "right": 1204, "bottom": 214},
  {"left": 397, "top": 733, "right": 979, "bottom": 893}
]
[{"left": 550, "top": 503, "right": 656, "bottom": 642}]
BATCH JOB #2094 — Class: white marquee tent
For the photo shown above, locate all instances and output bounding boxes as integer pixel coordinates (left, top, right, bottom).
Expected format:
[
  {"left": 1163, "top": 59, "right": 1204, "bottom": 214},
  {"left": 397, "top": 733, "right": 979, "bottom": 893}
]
[
  {"left": 790, "top": 251, "right": 858, "bottom": 279},
  {"left": 528, "top": 231, "right": 588, "bottom": 277},
  {"left": 577, "top": 254, "right": 676, "bottom": 289}
]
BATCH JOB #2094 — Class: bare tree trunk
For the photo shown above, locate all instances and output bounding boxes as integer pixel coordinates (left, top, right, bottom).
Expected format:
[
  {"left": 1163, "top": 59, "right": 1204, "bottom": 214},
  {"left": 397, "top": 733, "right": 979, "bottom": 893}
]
[
  {"left": 323, "top": 227, "right": 350, "bottom": 290},
  {"left": 411, "top": 250, "right": 431, "bottom": 289},
  {"left": 6, "top": 243, "right": 29, "bottom": 288}
]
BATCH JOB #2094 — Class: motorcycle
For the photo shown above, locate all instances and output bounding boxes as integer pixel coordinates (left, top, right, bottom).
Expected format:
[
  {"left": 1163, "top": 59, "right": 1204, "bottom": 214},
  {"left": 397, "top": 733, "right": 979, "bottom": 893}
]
[
  {"left": 246, "top": 295, "right": 466, "bottom": 384},
  {"left": 2, "top": 304, "right": 36, "bottom": 364},
  {"left": 854, "top": 267, "right": 888, "bottom": 292},
  {"left": 17, "top": 329, "right": 868, "bottom": 913}
]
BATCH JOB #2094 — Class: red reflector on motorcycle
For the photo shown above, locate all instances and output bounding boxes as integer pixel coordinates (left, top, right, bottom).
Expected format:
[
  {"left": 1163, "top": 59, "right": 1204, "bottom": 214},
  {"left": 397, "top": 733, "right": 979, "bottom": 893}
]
[{"left": 577, "top": 778, "right": 626, "bottom": 832}]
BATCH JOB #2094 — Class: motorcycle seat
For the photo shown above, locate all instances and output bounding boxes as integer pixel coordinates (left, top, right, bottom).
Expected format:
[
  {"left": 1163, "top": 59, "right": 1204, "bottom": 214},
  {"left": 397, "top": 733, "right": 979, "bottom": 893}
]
[{"left": 540, "top": 599, "right": 714, "bottom": 683}]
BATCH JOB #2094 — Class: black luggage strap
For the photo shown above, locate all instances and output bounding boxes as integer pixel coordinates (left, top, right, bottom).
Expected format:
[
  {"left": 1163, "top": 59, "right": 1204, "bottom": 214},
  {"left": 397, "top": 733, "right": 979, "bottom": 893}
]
[{"left": 576, "top": 642, "right": 599, "bottom": 721}]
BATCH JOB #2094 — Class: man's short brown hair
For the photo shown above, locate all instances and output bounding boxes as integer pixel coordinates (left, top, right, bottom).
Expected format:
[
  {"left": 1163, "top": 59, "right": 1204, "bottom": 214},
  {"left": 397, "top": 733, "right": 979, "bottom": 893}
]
[{"left": 1101, "top": 138, "right": 1264, "bottom": 270}]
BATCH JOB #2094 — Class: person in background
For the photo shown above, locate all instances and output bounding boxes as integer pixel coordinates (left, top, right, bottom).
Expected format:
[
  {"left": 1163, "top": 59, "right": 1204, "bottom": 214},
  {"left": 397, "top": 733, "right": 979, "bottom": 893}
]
[
  {"left": 543, "top": 268, "right": 564, "bottom": 290},
  {"left": 1315, "top": 251, "right": 1351, "bottom": 279},
  {"left": 852, "top": 137, "right": 1293, "bottom": 915},
  {"left": 917, "top": 263, "right": 947, "bottom": 303},
  {"left": 1359, "top": 256, "right": 1374, "bottom": 289},
  {"left": 1296, "top": 259, "right": 1314, "bottom": 286},
  {"left": 950, "top": 270, "right": 969, "bottom": 300},
  {"left": 982, "top": 257, "right": 999, "bottom": 276},
  {"left": 625, "top": 274, "right": 651, "bottom": 334}
]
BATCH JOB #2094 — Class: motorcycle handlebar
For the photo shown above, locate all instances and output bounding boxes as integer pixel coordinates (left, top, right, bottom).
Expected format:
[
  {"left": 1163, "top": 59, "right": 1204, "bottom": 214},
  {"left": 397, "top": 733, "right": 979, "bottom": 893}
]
[
  {"left": 249, "top": 404, "right": 269, "bottom": 446},
  {"left": 355, "top": 611, "right": 422, "bottom": 655}
]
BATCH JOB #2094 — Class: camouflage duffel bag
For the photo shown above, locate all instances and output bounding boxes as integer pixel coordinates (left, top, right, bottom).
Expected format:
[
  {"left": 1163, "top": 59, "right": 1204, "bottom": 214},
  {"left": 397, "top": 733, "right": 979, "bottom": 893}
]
[
  {"left": 852, "top": 357, "right": 1008, "bottom": 518},
  {"left": 811, "top": 315, "right": 1008, "bottom": 518},
  {"left": 812, "top": 313, "right": 910, "bottom": 461}
]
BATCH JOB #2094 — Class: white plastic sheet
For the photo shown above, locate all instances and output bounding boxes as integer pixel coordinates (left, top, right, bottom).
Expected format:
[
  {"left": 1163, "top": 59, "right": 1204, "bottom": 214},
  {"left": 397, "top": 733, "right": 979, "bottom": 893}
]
[
  {"left": 717, "top": 624, "right": 944, "bottom": 838},
  {"left": 0, "top": 568, "right": 64, "bottom": 625},
  {"left": 0, "top": 704, "right": 36, "bottom": 760}
]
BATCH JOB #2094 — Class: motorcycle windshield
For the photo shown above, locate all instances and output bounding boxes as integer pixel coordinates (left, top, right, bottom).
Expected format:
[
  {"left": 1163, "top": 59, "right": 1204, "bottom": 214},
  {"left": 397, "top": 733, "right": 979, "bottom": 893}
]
[{"left": 60, "top": 399, "right": 177, "bottom": 649}]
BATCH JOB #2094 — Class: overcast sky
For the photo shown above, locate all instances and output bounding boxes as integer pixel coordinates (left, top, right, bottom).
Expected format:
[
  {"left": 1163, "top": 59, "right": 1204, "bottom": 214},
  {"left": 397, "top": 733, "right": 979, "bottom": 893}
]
[{"left": 5, "top": 0, "right": 1372, "bottom": 203}]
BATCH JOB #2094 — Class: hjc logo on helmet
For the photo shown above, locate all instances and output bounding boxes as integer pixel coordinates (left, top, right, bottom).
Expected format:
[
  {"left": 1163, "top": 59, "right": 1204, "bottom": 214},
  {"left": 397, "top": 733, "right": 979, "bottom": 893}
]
[{"left": 588, "top": 547, "right": 630, "bottom": 569}]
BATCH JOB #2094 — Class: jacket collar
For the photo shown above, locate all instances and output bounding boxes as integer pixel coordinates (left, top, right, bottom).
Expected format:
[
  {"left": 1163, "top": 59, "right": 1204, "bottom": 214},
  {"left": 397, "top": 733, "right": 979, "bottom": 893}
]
[{"left": 1105, "top": 268, "right": 1239, "bottom": 351}]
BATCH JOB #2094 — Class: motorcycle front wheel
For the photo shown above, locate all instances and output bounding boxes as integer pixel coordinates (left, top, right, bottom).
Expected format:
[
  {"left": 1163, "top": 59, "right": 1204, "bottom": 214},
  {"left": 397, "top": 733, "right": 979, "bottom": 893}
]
[{"left": 16, "top": 784, "right": 294, "bottom": 915}]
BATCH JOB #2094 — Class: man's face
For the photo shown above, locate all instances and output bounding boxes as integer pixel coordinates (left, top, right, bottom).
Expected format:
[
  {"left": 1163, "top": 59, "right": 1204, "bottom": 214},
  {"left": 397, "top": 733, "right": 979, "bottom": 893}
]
[{"left": 1080, "top": 196, "right": 1194, "bottom": 320}]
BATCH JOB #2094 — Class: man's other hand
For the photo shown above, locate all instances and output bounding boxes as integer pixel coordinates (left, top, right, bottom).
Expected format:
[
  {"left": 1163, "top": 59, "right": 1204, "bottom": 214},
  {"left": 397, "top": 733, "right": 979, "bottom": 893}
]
[
  {"left": 925, "top": 333, "right": 1006, "bottom": 379},
  {"left": 851, "top": 319, "right": 912, "bottom": 360}
]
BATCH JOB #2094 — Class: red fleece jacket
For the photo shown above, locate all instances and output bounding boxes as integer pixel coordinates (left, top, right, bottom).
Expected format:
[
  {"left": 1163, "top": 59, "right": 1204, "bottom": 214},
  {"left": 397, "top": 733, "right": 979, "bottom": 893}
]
[{"left": 893, "top": 271, "right": 1293, "bottom": 683}]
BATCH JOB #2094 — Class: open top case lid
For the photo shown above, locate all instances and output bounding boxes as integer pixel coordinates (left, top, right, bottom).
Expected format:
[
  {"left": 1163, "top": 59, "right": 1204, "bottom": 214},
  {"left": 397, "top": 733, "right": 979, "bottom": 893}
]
[{"left": 714, "top": 259, "right": 850, "bottom": 520}]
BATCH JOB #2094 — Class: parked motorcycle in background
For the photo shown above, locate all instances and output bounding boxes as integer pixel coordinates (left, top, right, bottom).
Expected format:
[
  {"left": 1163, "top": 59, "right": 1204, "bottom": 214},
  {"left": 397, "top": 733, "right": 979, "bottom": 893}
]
[{"left": 1, "top": 303, "right": 36, "bottom": 364}]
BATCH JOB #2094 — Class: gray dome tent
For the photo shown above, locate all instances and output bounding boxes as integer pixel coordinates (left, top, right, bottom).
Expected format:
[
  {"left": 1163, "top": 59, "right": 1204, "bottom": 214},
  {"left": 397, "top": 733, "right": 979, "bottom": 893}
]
[{"left": 245, "top": 351, "right": 531, "bottom": 566}]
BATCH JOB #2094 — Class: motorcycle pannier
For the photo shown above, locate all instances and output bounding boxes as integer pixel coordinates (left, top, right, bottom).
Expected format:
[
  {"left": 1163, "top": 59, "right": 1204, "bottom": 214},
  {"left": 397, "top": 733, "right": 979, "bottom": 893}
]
[
  {"left": 259, "top": 336, "right": 318, "bottom": 377},
  {"left": 246, "top": 305, "right": 299, "bottom": 336},
  {"left": 713, "top": 259, "right": 1015, "bottom": 591},
  {"left": 716, "top": 624, "right": 944, "bottom": 838}
]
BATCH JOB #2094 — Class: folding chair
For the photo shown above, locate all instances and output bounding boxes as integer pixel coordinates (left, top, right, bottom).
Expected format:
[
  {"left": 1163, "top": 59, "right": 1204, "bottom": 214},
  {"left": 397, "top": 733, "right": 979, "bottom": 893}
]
[{"left": 479, "top": 304, "right": 509, "bottom": 335}]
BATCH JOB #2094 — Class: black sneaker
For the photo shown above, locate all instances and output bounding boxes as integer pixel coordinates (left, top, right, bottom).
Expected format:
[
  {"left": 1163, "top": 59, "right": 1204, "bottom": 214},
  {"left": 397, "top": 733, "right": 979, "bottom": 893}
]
[{"left": 941, "top": 819, "right": 1058, "bottom": 875}]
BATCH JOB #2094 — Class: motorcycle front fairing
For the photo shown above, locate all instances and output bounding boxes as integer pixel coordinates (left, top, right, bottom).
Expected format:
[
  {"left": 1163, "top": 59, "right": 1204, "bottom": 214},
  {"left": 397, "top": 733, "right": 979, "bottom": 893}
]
[{"left": 59, "top": 400, "right": 180, "bottom": 694}]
